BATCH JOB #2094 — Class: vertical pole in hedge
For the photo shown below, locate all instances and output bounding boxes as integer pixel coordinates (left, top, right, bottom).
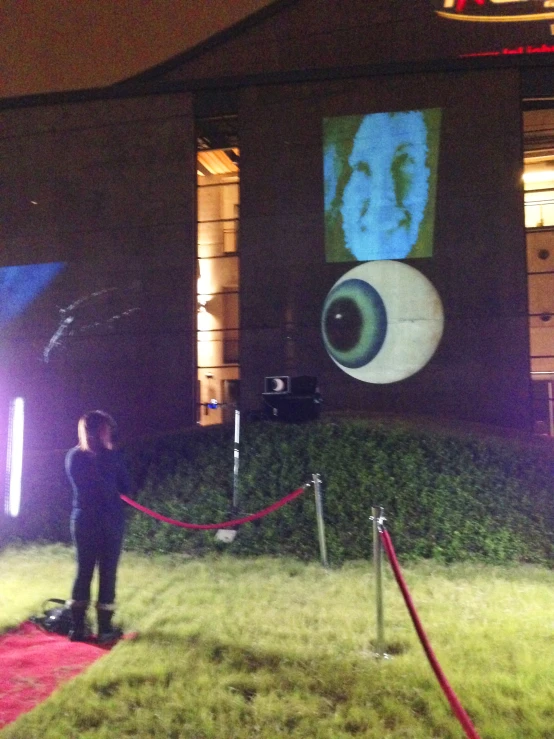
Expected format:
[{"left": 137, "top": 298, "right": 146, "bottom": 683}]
[
  {"left": 372, "top": 506, "right": 385, "bottom": 656},
  {"left": 548, "top": 382, "right": 554, "bottom": 437},
  {"left": 232, "top": 410, "right": 240, "bottom": 512},
  {"left": 312, "top": 473, "right": 328, "bottom": 568}
]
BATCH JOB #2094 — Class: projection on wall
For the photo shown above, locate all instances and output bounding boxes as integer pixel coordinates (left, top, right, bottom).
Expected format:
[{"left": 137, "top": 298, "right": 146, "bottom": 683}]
[
  {"left": 0, "top": 262, "right": 65, "bottom": 329},
  {"left": 321, "top": 261, "right": 444, "bottom": 384},
  {"left": 42, "top": 282, "right": 141, "bottom": 362},
  {"left": 323, "top": 109, "right": 441, "bottom": 262},
  {"left": 0, "top": 261, "right": 141, "bottom": 364},
  {"left": 0, "top": 259, "right": 148, "bottom": 462}
]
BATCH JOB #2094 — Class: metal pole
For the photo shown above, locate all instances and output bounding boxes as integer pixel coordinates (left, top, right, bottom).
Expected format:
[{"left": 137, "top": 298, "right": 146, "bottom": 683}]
[
  {"left": 372, "top": 506, "right": 385, "bottom": 656},
  {"left": 232, "top": 410, "right": 240, "bottom": 511},
  {"left": 548, "top": 381, "right": 554, "bottom": 438},
  {"left": 312, "top": 473, "right": 328, "bottom": 568}
]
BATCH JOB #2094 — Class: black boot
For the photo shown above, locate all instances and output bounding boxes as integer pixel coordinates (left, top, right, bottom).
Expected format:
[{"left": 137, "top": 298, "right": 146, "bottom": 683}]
[
  {"left": 68, "top": 601, "right": 89, "bottom": 642},
  {"left": 96, "top": 604, "right": 123, "bottom": 645}
]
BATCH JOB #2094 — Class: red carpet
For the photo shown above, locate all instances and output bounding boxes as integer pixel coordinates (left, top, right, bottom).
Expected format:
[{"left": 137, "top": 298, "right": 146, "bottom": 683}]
[{"left": 0, "top": 621, "right": 117, "bottom": 729}]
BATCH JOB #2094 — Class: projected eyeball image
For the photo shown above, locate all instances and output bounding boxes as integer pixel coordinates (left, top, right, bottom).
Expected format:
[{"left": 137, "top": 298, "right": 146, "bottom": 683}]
[
  {"left": 321, "top": 261, "right": 444, "bottom": 384},
  {"left": 323, "top": 108, "right": 441, "bottom": 262}
]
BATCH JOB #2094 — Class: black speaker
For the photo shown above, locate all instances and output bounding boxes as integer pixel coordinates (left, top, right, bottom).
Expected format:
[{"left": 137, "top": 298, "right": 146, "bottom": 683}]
[
  {"left": 262, "top": 393, "right": 321, "bottom": 423},
  {"left": 290, "top": 375, "right": 318, "bottom": 395}
]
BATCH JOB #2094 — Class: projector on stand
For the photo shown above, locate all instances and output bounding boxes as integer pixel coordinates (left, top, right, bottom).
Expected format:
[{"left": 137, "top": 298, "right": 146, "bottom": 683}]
[{"left": 262, "top": 375, "right": 321, "bottom": 422}]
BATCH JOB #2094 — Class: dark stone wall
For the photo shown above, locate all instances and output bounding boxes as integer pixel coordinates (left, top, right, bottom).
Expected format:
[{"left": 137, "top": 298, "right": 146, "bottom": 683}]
[
  {"left": 0, "top": 93, "right": 196, "bottom": 452},
  {"left": 238, "top": 68, "right": 531, "bottom": 429}
]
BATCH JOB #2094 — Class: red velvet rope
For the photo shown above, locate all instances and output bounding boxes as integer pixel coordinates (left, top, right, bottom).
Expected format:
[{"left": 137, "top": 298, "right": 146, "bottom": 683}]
[
  {"left": 380, "top": 529, "right": 481, "bottom": 739},
  {"left": 120, "top": 486, "right": 307, "bottom": 530}
]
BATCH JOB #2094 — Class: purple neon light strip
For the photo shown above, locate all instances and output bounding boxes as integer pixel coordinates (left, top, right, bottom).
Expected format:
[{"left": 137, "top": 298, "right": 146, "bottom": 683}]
[{"left": 6, "top": 398, "right": 24, "bottom": 517}]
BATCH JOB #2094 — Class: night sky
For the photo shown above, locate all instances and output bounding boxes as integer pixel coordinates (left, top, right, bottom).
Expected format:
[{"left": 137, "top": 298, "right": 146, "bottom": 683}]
[{"left": 1, "top": 0, "right": 273, "bottom": 99}]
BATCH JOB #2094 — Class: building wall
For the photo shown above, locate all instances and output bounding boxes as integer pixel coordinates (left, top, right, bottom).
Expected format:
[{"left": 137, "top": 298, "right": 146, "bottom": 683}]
[
  {"left": 0, "top": 0, "right": 541, "bottom": 448},
  {"left": 239, "top": 68, "right": 531, "bottom": 428},
  {"left": 156, "top": 0, "right": 554, "bottom": 85},
  {"left": 0, "top": 93, "right": 196, "bottom": 451}
]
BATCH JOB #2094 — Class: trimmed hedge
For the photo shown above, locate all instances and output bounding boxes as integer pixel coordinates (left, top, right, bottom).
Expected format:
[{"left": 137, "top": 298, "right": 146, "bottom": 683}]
[{"left": 123, "top": 418, "right": 554, "bottom": 564}]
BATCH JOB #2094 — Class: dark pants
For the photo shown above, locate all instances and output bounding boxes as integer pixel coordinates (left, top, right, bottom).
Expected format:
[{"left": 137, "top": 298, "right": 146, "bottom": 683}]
[{"left": 71, "top": 512, "right": 124, "bottom": 605}]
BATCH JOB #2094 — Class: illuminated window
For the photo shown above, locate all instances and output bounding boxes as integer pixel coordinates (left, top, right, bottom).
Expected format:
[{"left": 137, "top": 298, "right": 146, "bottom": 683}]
[
  {"left": 523, "top": 167, "right": 554, "bottom": 229},
  {"left": 196, "top": 115, "right": 240, "bottom": 426},
  {"left": 524, "top": 110, "right": 554, "bottom": 433}
]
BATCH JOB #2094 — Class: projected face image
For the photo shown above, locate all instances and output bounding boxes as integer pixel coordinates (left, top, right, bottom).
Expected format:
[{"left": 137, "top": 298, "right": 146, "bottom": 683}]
[
  {"left": 343, "top": 112, "right": 428, "bottom": 260},
  {"left": 324, "top": 109, "right": 441, "bottom": 262},
  {"left": 321, "top": 261, "right": 444, "bottom": 384}
]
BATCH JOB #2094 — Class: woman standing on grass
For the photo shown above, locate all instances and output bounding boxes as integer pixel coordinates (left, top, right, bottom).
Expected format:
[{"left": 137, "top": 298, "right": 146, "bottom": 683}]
[{"left": 65, "top": 410, "right": 130, "bottom": 643}]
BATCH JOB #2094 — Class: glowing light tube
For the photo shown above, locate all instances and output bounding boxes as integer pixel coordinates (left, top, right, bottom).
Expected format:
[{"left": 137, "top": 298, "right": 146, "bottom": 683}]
[{"left": 5, "top": 397, "right": 24, "bottom": 517}]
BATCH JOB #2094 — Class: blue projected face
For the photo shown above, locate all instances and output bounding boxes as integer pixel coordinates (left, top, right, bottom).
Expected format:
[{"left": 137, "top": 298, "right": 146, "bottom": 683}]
[
  {"left": 0, "top": 262, "right": 65, "bottom": 329},
  {"left": 323, "top": 109, "right": 441, "bottom": 262},
  {"left": 343, "top": 112, "right": 429, "bottom": 260}
]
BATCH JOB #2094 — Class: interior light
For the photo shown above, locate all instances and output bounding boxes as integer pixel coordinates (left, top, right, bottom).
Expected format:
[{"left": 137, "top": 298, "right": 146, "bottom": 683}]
[
  {"left": 197, "top": 274, "right": 212, "bottom": 310},
  {"left": 522, "top": 169, "right": 554, "bottom": 184},
  {"left": 5, "top": 397, "right": 24, "bottom": 517}
]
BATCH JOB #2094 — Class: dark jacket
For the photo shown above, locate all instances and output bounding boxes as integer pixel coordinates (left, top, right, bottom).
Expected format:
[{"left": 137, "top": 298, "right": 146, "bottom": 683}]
[{"left": 65, "top": 446, "right": 130, "bottom": 524}]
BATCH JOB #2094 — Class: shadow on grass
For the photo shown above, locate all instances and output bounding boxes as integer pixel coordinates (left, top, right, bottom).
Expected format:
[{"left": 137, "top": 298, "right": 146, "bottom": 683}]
[
  {"left": 132, "top": 628, "right": 297, "bottom": 671},
  {"left": 127, "top": 628, "right": 407, "bottom": 710}
]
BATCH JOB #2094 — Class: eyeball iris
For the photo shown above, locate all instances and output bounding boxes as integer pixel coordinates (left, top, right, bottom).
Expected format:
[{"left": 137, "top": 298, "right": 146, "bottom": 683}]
[{"left": 321, "top": 278, "right": 387, "bottom": 369}]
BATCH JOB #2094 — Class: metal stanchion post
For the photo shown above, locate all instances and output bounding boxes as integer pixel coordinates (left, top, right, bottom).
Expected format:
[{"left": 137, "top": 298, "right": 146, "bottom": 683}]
[
  {"left": 215, "top": 409, "right": 240, "bottom": 544},
  {"left": 312, "top": 473, "right": 328, "bottom": 568},
  {"left": 371, "top": 506, "right": 388, "bottom": 658},
  {"left": 548, "top": 382, "right": 554, "bottom": 438},
  {"left": 232, "top": 409, "right": 240, "bottom": 511}
]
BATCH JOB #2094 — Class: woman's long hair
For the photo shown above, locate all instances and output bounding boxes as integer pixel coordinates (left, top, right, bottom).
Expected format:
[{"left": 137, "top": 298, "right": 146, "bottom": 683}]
[{"left": 77, "top": 410, "right": 116, "bottom": 452}]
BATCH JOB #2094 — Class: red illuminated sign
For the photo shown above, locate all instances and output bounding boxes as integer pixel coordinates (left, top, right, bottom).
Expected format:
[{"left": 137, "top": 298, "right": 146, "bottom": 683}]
[
  {"left": 461, "top": 42, "right": 554, "bottom": 55},
  {"left": 454, "top": 0, "right": 485, "bottom": 11}
]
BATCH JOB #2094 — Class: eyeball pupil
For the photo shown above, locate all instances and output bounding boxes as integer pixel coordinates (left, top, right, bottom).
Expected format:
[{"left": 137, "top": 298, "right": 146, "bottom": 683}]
[
  {"left": 321, "top": 277, "right": 388, "bottom": 370},
  {"left": 324, "top": 297, "right": 362, "bottom": 352}
]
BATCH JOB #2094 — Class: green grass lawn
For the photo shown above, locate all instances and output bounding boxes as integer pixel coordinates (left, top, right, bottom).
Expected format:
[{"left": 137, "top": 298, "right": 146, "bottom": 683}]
[{"left": 3, "top": 546, "right": 554, "bottom": 738}]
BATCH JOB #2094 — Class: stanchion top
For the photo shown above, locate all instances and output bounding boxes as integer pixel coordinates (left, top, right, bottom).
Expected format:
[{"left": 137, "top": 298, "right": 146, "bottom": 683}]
[{"left": 370, "top": 506, "right": 386, "bottom": 532}]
